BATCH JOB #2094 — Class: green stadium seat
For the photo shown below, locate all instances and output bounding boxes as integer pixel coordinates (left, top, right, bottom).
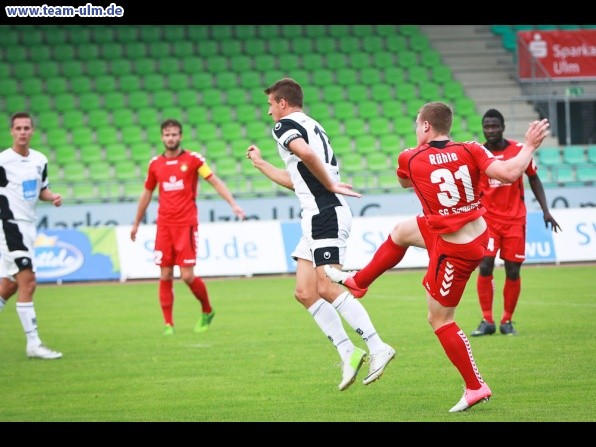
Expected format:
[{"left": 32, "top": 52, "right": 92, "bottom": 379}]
[
  {"left": 46, "top": 128, "right": 71, "bottom": 149},
  {"left": 263, "top": 69, "right": 285, "bottom": 86},
  {"left": 113, "top": 160, "right": 140, "bottom": 182},
  {"left": 200, "top": 90, "right": 223, "bottom": 107},
  {"left": 194, "top": 122, "right": 219, "bottom": 142},
  {"left": 214, "top": 72, "right": 238, "bottom": 90},
  {"left": 352, "top": 24, "right": 374, "bottom": 37},
  {"left": 419, "top": 48, "right": 443, "bottom": 68},
  {"left": 0, "top": 79, "right": 18, "bottom": 96},
  {"left": 157, "top": 56, "right": 181, "bottom": 75},
  {"left": 4, "top": 47, "right": 26, "bottom": 64},
  {"left": 380, "top": 99, "right": 403, "bottom": 119},
  {"left": 175, "top": 89, "right": 198, "bottom": 110},
  {"left": 576, "top": 166, "right": 596, "bottom": 183},
  {"left": 330, "top": 135, "right": 352, "bottom": 156},
  {"left": 308, "top": 103, "right": 333, "bottom": 122},
  {"left": 372, "top": 51, "right": 395, "bottom": 69},
  {"left": 132, "top": 58, "right": 156, "bottom": 76},
  {"left": 130, "top": 142, "right": 154, "bottom": 164},
  {"left": 367, "top": 152, "right": 389, "bottom": 172},
  {"left": 312, "top": 69, "right": 335, "bottom": 87},
  {"left": 408, "top": 66, "right": 429, "bottom": 84},
  {"left": 128, "top": 91, "right": 152, "bottom": 109},
  {"left": 123, "top": 42, "right": 146, "bottom": 60},
  {"left": 245, "top": 121, "right": 270, "bottom": 140},
  {"left": 225, "top": 87, "right": 249, "bottom": 107},
  {"left": 371, "top": 83, "right": 393, "bottom": 102},
  {"left": 418, "top": 82, "right": 441, "bottom": 102},
  {"left": 172, "top": 41, "right": 194, "bottom": 59},
  {"left": 104, "top": 142, "right": 129, "bottom": 163},
  {"left": 333, "top": 101, "right": 355, "bottom": 121},
  {"left": 100, "top": 42, "right": 124, "bottom": 60},
  {"left": 409, "top": 33, "right": 431, "bottom": 52},
  {"left": 368, "top": 117, "right": 392, "bottom": 137},
  {"left": 442, "top": 80, "right": 465, "bottom": 101},
  {"left": 304, "top": 25, "right": 326, "bottom": 38},
  {"left": 205, "top": 56, "right": 229, "bottom": 73},
  {"left": 293, "top": 37, "right": 314, "bottom": 56},
  {"left": 587, "top": 145, "right": 596, "bottom": 164},
  {"left": 536, "top": 147, "right": 562, "bottom": 166},
  {"left": 90, "top": 26, "right": 116, "bottom": 44},
  {"left": 85, "top": 59, "right": 109, "bottom": 77},
  {"left": 386, "top": 35, "right": 408, "bottom": 52},
  {"left": 336, "top": 68, "right": 359, "bottom": 87},
  {"left": 239, "top": 71, "right": 262, "bottom": 90},
  {"left": 147, "top": 41, "right": 171, "bottom": 59},
  {"left": 187, "top": 26, "right": 209, "bottom": 42},
  {"left": 346, "top": 84, "right": 369, "bottom": 103},
  {"left": 36, "top": 110, "right": 61, "bottom": 132},
  {"left": 344, "top": 117, "right": 367, "bottom": 138},
  {"left": 153, "top": 90, "right": 175, "bottom": 110},
  {"left": 183, "top": 105, "right": 208, "bottom": 126},
  {"left": 101, "top": 91, "right": 125, "bottom": 112},
  {"left": 340, "top": 153, "right": 364, "bottom": 175},
  {"left": 359, "top": 67, "right": 382, "bottom": 86},
  {"left": 395, "top": 83, "right": 418, "bottom": 102},
  {"left": 375, "top": 25, "right": 399, "bottom": 36},
  {"left": 111, "top": 109, "right": 136, "bottom": 129},
  {"left": 254, "top": 54, "right": 277, "bottom": 72},
  {"left": 362, "top": 35, "right": 384, "bottom": 53},
  {"left": 61, "top": 110, "right": 86, "bottom": 130},
  {"left": 301, "top": 53, "right": 323, "bottom": 71},
  {"left": 203, "top": 139, "right": 229, "bottom": 159},
  {"left": 3, "top": 94, "right": 27, "bottom": 113},
  {"left": 278, "top": 54, "right": 301, "bottom": 72},
  {"left": 13, "top": 62, "right": 36, "bottom": 79},
  {"left": 234, "top": 104, "right": 259, "bottom": 125},
  {"left": 562, "top": 145, "right": 587, "bottom": 165},
  {"left": 29, "top": 95, "right": 53, "bottom": 114},
  {"left": 38, "top": 61, "right": 60, "bottom": 79},
  {"left": 210, "top": 105, "right": 233, "bottom": 125},
  {"left": 190, "top": 72, "right": 214, "bottom": 91},
  {"left": 394, "top": 115, "right": 416, "bottom": 137},
  {"left": 379, "top": 134, "right": 402, "bottom": 155},
  {"left": 141, "top": 74, "right": 165, "bottom": 92},
  {"left": 79, "top": 143, "right": 104, "bottom": 164},
  {"left": 339, "top": 36, "right": 360, "bottom": 53},
  {"left": 70, "top": 76, "right": 93, "bottom": 94},
  {"left": 454, "top": 97, "right": 477, "bottom": 117},
  {"left": 29, "top": 46, "right": 52, "bottom": 63},
  {"left": 257, "top": 25, "right": 280, "bottom": 39},
  {"left": 53, "top": 93, "right": 77, "bottom": 113},
  {"left": 211, "top": 26, "right": 233, "bottom": 40},
  {"left": 88, "top": 160, "right": 113, "bottom": 182},
  {"left": 109, "top": 58, "right": 132, "bottom": 77},
  {"left": 358, "top": 100, "right": 379, "bottom": 120},
  {"left": 230, "top": 55, "right": 253, "bottom": 73},
  {"left": 45, "top": 77, "right": 68, "bottom": 95},
  {"left": 354, "top": 134, "right": 378, "bottom": 156},
  {"left": 139, "top": 26, "right": 162, "bottom": 43},
  {"left": 71, "top": 127, "right": 95, "bottom": 147},
  {"left": 315, "top": 37, "right": 337, "bottom": 53},
  {"left": 61, "top": 161, "right": 87, "bottom": 182},
  {"left": 160, "top": 106, "right": 184, "bottom": 121},
  {"left": 19, "top": 75, "right": 44, "bottom": 95},
  {"left": 213, "top": 158, "right": 238, "bottom": 178},
  {"left": 181, "top": 57, "right": 204, "bottom": 75},
  {"left": 244, "top": 39, "right": 266, "bottom": 57},
  {"left": 75, "top": 43, "right": 100, "bottom": 62},
  {"left": 322, "top": 119, "right": 342, "bottom": 139},
  {"left": 235, "top": 25, "right": 258, "bottom": 40},
  {"left": 348, "top": 52, "right": 370, "bottom": 70},
  {"left": 43, "top": 26, "right": 68, "bottom": 46},
  {"left": 329, "top": 25, "right": 350, "bottom": 38},
  {"left": 96, "top": 126, "right": 120, "bottom": 147},
  {"left": 397, "top": 50, "right": 418, "bottom": 68},
  {"left": 116, "top": 74, "right": 139, "bottom": 93},
  {"left": 120, "top": 126, "right": 145, "bottom": 146},
  {"left": 551, "top": 165, "right": 576, "bottom": 184},
  {"left": 220, "top": 39, "right": 243, "bottom": 57},
  {"left": 135, "top": 107, "right": 159, "bottom": 129}
]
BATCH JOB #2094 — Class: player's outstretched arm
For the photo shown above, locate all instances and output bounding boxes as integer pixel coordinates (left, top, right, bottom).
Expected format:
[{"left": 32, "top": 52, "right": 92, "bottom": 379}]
[{"left": 246, "top": 145, "right": 294, "bottom": 190}]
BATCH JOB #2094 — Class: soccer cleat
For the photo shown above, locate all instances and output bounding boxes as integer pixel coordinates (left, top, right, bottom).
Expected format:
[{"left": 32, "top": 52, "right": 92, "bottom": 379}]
[
  {"left": 339, "top": 347, "right": 367, "bottom": 391},
  {"left": 363, "top": 343, "right": 396, "bottom": 385},
  {"left": 163, "top": 324, "right": 175, "bottom": 335},
  {"left": 194, "top": 311, "right": 215, "bottom": 333},
  {"left": 26, "top": 344, "right": 63, "bottom": 360},
  {"left": 323, "top": 265, "right": 368, "bottom": 298},
  {"left": 470, "top": 319, "right": 496, "bottom": 337},
  {"left": 449, "top": 382, "right": 492, "bottom": 413},
  {"left": 500, "top": 320, "right": 518, "bottom": 335}
]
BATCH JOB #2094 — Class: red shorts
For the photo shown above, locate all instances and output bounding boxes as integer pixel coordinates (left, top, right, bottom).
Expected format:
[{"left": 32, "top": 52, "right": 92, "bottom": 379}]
[
  {"left": 154, "top": 224, "right": 198, "bottom": 267},
  {"left": 417, "top": 215, "right": 489, "bottom": 307},
  {"left": 485, "top": 219, "right": 526, "bottom": 263}
]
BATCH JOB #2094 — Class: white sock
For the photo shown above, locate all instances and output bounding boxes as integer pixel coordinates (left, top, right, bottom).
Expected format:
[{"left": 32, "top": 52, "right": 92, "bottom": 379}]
[
  {"left": 308, "top": 298, "right": 354, "bottom": 361},
  {"left": 16, "top": 302, "right": 42, "bottom": 347},
  {"left": 333, "top": 291, "right": 385, "bottom": 354}
]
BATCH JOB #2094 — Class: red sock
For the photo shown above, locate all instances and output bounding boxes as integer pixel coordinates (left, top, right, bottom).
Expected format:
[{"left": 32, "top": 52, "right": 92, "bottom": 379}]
[
  {"left": 501, "top": 277, "right": 520, "bottom": 323},
  {"left": 476, "top": 275, "right": 494, "bottom": 323},
  {"left": 353, "top": 235, "right": 408, "bottom": 288},
  {"left": 189, "top": 277, "right": 212, "bottom": 314},
  {"left": 435, "top": 322, "right": 484, "bottom": 390},
  {"left": 159, "top": 279, "right": 174, "bottom": 325}
]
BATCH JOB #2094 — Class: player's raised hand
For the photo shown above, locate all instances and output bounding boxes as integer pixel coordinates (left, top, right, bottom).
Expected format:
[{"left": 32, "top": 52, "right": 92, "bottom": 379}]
[
  {"left": 525, "top": 118, "right": 550, "bottom": 149},
  {"left": 330, "top": 182, "right": 362, "bottom": 198}
]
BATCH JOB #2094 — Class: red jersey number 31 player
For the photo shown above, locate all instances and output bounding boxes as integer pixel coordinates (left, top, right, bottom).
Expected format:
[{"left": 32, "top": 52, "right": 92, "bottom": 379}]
[{"left": 131, "top": 119, "right": 246, "bottom": 335}]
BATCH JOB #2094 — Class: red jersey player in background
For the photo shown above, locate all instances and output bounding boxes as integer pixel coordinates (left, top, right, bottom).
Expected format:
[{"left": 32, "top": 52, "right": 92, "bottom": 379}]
[
  {"left": 471, "top": 109, "right": 561, "bottom": 337},
  {"left": 325, "top": 102, "right": 551, "bottom": 412},
  {"left": 131, "top": 119, "right": 246, "bottom": 335}
]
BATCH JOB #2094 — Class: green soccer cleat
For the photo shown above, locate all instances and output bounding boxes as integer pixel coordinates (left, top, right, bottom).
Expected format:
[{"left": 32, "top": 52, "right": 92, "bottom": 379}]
[
  {"left": 163, "top": 324, "right": 175, "bottom": 335},
  {"left": 194, "top": 311, "right": 215, "bottom": 333}
]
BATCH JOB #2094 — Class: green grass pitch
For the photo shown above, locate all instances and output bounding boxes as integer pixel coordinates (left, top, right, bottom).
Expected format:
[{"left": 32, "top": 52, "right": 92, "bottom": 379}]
[{"left": 0, "top": 264, "right": 594, "bottom": 422}]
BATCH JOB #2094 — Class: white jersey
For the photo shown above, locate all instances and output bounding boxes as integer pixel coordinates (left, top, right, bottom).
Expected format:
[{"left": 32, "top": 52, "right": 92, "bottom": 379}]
[
  {"left": 271, "top": 111, "right": 348, "bottom": 214},
  {"left": 0, "top": 147, "right": 49, "bottom": 223}
]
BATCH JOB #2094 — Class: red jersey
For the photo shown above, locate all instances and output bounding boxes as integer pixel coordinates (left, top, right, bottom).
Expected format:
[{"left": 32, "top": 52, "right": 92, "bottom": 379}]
[
  {"left": 397, "top": 140, "right": 497, "bottom": 234},
  {"left": 144, "top": 150, "right": 213, "bottom": 226},
  {"left": 479, "top": 139, "right": 537, "bottom": 225}
]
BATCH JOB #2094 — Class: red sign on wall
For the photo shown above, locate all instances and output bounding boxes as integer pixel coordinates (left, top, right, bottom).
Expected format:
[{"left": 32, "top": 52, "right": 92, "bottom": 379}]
[{"left": 517, "top": 29, "right": 596, "bottom": 80}]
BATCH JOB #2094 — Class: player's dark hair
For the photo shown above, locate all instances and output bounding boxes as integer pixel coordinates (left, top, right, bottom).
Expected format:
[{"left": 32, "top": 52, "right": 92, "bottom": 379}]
[
  {"left": 264, "top": 78, "right": 304, "bottom": 108},
  {"left": 161, "top": 119, "right": 183, "bottom": 133},
  {"left": 10, "top": 112, "right": 33, "bottom": 128},
  {"left": 482, "top": 109, "right": 505, "bottom": 126}
]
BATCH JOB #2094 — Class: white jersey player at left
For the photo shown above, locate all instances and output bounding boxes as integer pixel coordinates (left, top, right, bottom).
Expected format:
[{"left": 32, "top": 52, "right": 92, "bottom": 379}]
[{"left": 0, "top": 112, "right": 63, "bottom": 359}]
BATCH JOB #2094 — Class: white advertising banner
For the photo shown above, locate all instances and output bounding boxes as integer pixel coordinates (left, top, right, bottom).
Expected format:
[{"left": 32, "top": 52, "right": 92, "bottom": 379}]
[
  {"left": 551, "top": 208, "right": 596, "bottom": 262},
  {"left": 116, "top": 220, "right": 288, "bottom": 280}
]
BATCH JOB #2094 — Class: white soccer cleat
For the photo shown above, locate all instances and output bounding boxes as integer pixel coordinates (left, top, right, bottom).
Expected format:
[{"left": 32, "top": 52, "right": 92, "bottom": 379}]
[
  {"left": 363, "top": 343, "right": 396, "bottom": 385},
  {"left": 338, "top": 347, "right": 367, "bottom": 391},
  {"left": 26, "top": 344, "right": 63, "bottom": 360},
  {"left": 449, "top": 382, "right": 492, "bottom": 413}
]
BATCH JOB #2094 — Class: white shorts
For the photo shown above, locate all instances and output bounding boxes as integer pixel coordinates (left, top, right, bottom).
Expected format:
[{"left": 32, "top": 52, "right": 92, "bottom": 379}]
[
  {"left": 0, "top": 220, "right": 37, "bottom": 278},
  {"left": 292, "top": 205, "right": 352, "bottom": 267}
]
